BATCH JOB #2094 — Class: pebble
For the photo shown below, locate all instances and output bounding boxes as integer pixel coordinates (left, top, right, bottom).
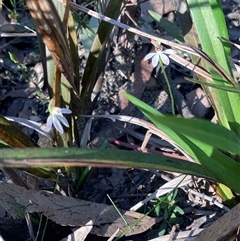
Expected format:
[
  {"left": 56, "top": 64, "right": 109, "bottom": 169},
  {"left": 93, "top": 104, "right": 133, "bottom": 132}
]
[{"left": 6, "top": 98, "right": 24, "bottom": 117}]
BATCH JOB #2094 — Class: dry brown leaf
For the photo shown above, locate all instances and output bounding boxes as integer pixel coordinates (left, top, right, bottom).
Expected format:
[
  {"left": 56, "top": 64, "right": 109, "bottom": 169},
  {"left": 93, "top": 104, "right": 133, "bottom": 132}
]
[
  {"left": 0, "top": 183, "right": 158, "bottom": 237},
  {"left": 25, "top": 0, "right": 77, "bottom": 94}
]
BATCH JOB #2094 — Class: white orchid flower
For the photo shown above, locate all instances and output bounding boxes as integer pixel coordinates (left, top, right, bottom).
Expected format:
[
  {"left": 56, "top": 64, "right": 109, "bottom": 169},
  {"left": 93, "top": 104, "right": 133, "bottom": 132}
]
[
  {"left": 144, "top": 45, "right": 177, "bottom": 68},
  {"left": 46, "top": 100, "right": 72, "bottom": 134}
]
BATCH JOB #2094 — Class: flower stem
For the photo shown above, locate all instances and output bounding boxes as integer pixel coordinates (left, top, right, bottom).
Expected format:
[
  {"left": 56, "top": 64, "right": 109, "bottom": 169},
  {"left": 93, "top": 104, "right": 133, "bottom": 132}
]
[{"left": 159, "top": 60, "right": 175, "bottom": 115}]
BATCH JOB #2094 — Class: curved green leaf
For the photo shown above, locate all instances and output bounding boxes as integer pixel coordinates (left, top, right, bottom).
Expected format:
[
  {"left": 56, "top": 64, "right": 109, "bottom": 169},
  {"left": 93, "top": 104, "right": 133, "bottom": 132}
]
[
  {"left": 186, "top": 78, "right": 240, "bottom": 93},
  {"left": 148, "top": 10, "right": 184, "bottom": 42},
  {"left": 187, "top": 0, "right": 240, "bottom": 137},
  {"left": 0, "top": 148, "right": 217, "bottom": 181},
  {"left": 124, "top": 93, "right": 240, "bottom": 155},
  {"left": 0, "top": 114, "right": 36, "bottom": 148},
  {"left": 124, "top": 93, "right": 240, "bottom": 193},
  {"left": 80, "top": 0, "right": 124, "bottom": 114}
]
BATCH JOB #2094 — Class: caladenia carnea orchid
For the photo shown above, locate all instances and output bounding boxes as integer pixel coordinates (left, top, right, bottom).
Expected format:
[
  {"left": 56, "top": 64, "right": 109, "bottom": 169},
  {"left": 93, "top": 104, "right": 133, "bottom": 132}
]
[
  {"left": 144, "top": 42, "right": 177, "bottom": 115},
  {"left": 46, "top": 100, "right": 72, "bottom": 134},
  {"left": 144, "top": 44, "right": 177, "bottom": 68}
]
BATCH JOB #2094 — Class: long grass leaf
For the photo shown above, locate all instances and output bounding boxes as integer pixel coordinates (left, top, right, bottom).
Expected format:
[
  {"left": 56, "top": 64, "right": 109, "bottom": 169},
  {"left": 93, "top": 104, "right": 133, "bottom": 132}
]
[
  {"left": 80, "top": 0, "right": 124, "bottom": 114},
  {"left": 186, "top": 0, "right": 240, "bottom": 137},
  {"left": 124, "top": 93, "right": 240, "bottom": 155},
  {"left": 124, "top": 93, "right": 240, "bottom": 192},
  {"left": 0, "top": 148, "right": 217, "bottom": 180}
]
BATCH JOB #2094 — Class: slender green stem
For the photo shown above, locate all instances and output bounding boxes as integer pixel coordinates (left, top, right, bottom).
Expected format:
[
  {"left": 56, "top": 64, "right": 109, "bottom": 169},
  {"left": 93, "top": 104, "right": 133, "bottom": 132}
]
[
  {"left": 107, "top": 194, "right": 128, "bottom": 225},
  {"left": 40, "top": 218, "right": 49, "bottom": 241},
  {"left": 34, "top": 214, "right": 43, "bottom": 241},
  {"left": 159, "top": 60, "right": 175, "bottom": 115},
  {"left": 114, "top": 179, "right": 185, "bottom": 240}
]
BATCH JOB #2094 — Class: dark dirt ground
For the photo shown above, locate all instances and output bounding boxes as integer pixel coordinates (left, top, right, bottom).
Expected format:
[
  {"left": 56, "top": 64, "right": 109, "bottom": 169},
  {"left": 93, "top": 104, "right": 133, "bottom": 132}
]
[{"left": 0, "top": 0, "right": 240, "bottom": 240}]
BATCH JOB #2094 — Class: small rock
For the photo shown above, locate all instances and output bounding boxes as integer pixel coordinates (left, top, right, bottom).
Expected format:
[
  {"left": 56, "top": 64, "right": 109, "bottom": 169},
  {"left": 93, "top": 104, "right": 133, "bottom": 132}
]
[
  {"left": 185, "top": 87, "right": 211, "bottom": 118},
  {"left": 18, "top": 99, "right": 33, "bottom": 119},
  {"left": 6, "top": 98, "right": 24, "bottom": 116},
  {"left": 30, "top": 62, "right": 44, "bottom": 89},
  {"left": 1, "top": 89, "right": 7, "bottom": 95}
]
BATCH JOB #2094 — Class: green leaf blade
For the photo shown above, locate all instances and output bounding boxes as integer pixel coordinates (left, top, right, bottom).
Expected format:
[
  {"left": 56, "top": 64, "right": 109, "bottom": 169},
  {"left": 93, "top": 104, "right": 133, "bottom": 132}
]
[
  {"left": 148, "top": 10, "right": 184, "bottom": 42},
  {"left": 124, "top": 93, "right": 240, "bottom": 193},
  {"left": 124, "top": 93, "right": 240, "bottom": 155},
  {"left": 187, "top": 0, "right": 240, "bottom": 137}
]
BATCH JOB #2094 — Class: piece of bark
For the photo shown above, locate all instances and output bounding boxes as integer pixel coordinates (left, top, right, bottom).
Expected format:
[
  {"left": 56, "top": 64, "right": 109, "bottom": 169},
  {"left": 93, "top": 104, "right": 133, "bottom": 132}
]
[
  {"left": 194, "top": 203, "right": 240, "bottom": 241},
  {"left": 0, "top": 183, "right": 158, "bottom": 237}
]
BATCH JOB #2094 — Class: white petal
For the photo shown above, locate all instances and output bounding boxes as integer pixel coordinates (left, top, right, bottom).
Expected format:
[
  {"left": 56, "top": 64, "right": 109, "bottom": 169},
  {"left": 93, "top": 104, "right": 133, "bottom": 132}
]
[
  {"left": 52, "top": 116, "right": 64, "bottom": 134},
  {"left": 57, "top": 115, "right": 70, "bottom": 128},
  {"left": 160, "top": 53, "right": 170, "bottom": 66},
  {"left": 163, "top": 49, "right": 177, "bottom": 55},
  {"left": 60, "top": 108, "right": 72, "bottom": 114},
  {"left": 46, "top": 116, "right": 53, "bottom": 132},
  {"left": 144, "top": 53, "right": 156, "bottom": 61},
  {"left": 152, "top": 54, "right": 160, "bottom": 67}
]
